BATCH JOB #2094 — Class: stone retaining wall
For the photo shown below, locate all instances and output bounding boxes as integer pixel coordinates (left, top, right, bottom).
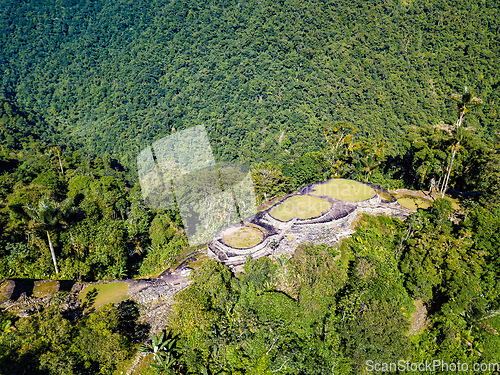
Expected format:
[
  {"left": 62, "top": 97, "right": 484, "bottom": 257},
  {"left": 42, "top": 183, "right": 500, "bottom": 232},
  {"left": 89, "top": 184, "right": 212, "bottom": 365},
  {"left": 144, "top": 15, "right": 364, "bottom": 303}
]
[{"left": 275, "top": 209, "right": 357, "bottom": 256}]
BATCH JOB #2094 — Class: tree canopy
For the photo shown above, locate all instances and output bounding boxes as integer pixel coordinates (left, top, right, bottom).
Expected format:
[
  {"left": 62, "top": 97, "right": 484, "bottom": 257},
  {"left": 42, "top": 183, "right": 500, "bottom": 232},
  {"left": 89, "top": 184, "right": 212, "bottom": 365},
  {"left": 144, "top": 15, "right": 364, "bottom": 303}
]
[{"left": 1, "top": 0, "right": 499, "bottom": 170}]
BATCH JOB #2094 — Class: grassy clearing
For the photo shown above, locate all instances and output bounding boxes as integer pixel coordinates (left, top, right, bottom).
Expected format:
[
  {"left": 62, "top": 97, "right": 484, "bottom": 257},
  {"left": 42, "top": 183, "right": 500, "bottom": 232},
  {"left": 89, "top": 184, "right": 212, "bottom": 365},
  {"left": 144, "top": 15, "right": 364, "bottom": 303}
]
[
  {"left": 424, "top": 195, "right": 459, "bottom": 210},
  {"left": 0, "top": 280, "right": 13, "bottom": 303},
  {"left": 78, "top": 282, "right": 129, "bottom": 310},
  {"left": 312, "top": 179, "right": 375, "bottom": 201},
  {"left": 392, "top": 189, "right": 461, "bottom": 211},
  {"left": 33, "top": 281, "right": 59, "bottom": 298},
  {"left": 270, "top": 195, "right": 331, "bottom": 221},
  {"left": 184, "top": 252, "right": 212, "bottom": 269},
  {"left": 222, "top": 227, "right": 263, "bottom": 248},
  {"left": 397, "top": 197, "right": 431, "bottom": 211}
]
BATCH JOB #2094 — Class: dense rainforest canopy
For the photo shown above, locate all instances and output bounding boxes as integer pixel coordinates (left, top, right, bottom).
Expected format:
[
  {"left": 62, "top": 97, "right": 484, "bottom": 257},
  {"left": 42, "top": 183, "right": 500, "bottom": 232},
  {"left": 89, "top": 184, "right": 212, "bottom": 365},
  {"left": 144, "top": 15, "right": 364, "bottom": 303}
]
[
  {"left": 1, "top": 0, "right": 500, "bottom": 374},
  {"left": 1, "top": 0, "right": 499, "bottom": 169}
]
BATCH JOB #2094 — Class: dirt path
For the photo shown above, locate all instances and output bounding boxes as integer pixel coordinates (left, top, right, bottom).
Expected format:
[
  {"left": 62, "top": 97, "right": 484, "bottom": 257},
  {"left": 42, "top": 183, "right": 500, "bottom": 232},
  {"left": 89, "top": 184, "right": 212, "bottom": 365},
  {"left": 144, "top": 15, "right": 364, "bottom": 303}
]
[{"left": 409, "top": 299, "right": 428, "bottom": 335}]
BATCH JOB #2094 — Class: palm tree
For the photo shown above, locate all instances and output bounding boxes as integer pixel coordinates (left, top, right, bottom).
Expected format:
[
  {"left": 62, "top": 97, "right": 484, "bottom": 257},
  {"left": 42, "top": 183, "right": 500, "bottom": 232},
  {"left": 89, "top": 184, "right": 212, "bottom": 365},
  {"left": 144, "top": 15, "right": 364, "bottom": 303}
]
[
  {"left": 408, "top": 123, "right": 451, "bottom": 191},
  {"left": 45, "top": 144, "right": 65, "bottom": 176},
  {"left": 440, "top": 87, "right": 483, "bottom": 198},
  {"left": 23, "top": 196, "right": 74, "bottom": 275},
  {"left": 54, "top": 146, "right": 64, "bottom": 175},
  {"left": 356, "top": 140, "right": 386, "bottom": 181},
  {"left": 323, "top": 123, "right": 360, "bottom": 178},
  {"left": 138, "top": 330, "right": 179, "bottom": 374}
]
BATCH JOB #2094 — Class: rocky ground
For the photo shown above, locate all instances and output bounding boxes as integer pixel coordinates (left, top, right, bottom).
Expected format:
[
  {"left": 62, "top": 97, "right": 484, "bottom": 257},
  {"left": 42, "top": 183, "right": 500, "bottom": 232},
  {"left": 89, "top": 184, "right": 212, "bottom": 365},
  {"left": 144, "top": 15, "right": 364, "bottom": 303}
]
[
  {"left": 0, "top": 253, "right": 199, "bottom": 335},
  {"left": 409, "top": 298, "right": 429, "bottom": 335}
]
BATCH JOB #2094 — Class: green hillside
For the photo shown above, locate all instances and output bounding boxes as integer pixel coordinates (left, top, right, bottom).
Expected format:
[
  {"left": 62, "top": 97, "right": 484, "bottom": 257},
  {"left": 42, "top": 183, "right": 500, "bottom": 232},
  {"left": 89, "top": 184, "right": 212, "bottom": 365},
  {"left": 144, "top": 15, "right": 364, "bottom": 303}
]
[
  {"left": 1, "top": 0, "right": 499, "bottom": 168},
  {"left": 1, "top": 1, "right": 500, "bottom": 373}
]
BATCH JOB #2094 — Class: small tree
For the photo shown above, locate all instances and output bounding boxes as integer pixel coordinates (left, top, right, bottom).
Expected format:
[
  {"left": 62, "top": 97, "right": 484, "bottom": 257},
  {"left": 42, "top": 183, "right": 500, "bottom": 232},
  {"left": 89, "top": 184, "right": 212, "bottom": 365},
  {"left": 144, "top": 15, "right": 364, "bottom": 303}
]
[{"left": 139, "top": 330, "right": 179, "bottom": 374}]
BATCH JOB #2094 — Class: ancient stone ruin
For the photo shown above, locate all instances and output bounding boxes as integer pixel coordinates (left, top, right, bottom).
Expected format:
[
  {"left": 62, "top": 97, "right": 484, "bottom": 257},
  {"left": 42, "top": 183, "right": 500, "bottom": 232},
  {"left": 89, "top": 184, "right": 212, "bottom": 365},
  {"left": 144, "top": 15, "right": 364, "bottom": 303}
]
[{"left": 208, "top": 178, "right": 410, "bottom": 272}]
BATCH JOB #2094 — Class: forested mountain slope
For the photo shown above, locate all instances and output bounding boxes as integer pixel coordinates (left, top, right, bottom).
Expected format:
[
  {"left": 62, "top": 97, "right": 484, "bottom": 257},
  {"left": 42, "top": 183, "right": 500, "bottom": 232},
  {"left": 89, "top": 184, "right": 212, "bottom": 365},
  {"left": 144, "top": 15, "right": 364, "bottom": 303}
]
[{"left": 1, "top": 0, "right": 499, "bottom": 168}]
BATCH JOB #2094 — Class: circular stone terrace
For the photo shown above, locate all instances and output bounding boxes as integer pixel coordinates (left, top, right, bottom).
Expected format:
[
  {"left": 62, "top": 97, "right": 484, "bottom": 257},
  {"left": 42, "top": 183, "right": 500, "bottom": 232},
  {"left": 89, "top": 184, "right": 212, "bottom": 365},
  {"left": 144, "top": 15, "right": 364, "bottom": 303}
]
[
  {"left": 220, "top": 226, "right": 265, "bottom": 249},
  {"left": 269, "top": 195, "right": 332, "bottom": 222},
  {"left": 306, "top": 178, "right": 377, "bottom": 202}
]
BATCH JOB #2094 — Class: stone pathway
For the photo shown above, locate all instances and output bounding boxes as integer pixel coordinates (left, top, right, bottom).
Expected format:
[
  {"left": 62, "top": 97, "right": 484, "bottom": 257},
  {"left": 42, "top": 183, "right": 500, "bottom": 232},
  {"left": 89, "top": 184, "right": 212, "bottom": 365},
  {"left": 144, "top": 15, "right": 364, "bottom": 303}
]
[{"left": 276, "top": 217, "right": 297, "bottom": 243}]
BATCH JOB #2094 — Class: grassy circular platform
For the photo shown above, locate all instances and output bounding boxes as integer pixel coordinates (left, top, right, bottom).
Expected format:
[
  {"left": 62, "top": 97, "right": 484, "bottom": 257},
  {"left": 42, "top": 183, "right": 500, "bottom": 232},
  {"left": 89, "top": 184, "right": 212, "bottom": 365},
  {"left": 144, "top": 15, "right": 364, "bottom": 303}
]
[
  {"left": 312, "top": 179, "right": 375, "bottom": 201},
  {"left": 0, "top": 280, "right": 14, "bottom": 304},
  {"left": 78, "top": 282, "right": 129, "bottom": 310},
  {"left": 33, "top": 280, "right": 59, "bottom": 298},
  {"left": 270, "top": 195, "right": 331, "bottom": 221},
  {"left": 222, "top": 226, "right": 264, "bottom": 248},
  {"left": 397, "top": 197, "right": 431, "bottom": 211}
]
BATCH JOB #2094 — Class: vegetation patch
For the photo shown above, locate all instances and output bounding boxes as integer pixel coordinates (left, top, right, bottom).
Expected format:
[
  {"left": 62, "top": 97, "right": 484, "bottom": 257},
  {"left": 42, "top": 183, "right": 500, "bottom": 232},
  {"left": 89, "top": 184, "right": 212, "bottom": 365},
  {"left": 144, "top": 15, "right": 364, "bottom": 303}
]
[
  {"left": 397, "top": 197, "right": 432, "bottom": 211},
  {"left": 270, "top": 195, "right": 331, "bottom": 221},
  {"left": 222, "top": 227, "right": 264, "bottom": 248},
  {"left": 373, "top": 188, "right": 394, "bottom": 202},
  {"left": 312, "top": 179, "right": 375, "bottom": 201},
  {"left": 0, "top": 280, "right": 14, "bottom": 303},
  {"left": 445, "top": 196, "right": 461, "bottom": 210},
  {"left": 392, "top": 190, "right": 460, "bottom": 211},
  {"left": 32, "top": 280, "right": 59, "bottom": 298},
  {"left": 78, "top": 282, "right": 129, "bottom": 310}
]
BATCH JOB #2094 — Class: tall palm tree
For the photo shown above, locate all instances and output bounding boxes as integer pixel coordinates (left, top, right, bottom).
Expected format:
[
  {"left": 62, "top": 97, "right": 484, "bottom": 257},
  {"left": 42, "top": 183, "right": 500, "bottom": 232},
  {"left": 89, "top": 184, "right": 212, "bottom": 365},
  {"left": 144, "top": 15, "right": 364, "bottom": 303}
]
[
  {"left": 45, "top": 144, "right": 65, "bottom": 176},
  {"left": 23, "top": 196, "right": 74, "bottom": 275},
  {"left": 440, "top": 87, "right": 483, "bottom": 198},
  {"left": 54, "top": 146, "right": 64, "bottom": 175},
  {"left": 356, "top": 140, "right": 386, "bottom": 181}
]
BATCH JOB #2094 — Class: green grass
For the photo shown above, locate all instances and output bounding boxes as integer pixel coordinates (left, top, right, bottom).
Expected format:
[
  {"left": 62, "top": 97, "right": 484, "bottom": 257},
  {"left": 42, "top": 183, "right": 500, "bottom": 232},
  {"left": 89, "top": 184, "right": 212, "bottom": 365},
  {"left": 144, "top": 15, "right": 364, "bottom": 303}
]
[
  {"left": 0, "top": 280, "right": 13, "bottom": 303},
  {"left": 397, "top": 197, "right": 432, "bottom": 211},
  {"left": 392, "top": 191, "right": 460, "bottom": 211},
  {"left": 373, "top": 188, "right": 394, "bottom": 202},
  {"left": 312, "top": 179, "right": 375, "bottom": 201},
  {"left": 78, "top": 282, "right": 130, "bottom": 310},
  {"left": 270, "top": 195, "right": 331, "bottom": 221},
  {"left": 222, "top": 227, "right": 264, "bottom": 248},
  {"left": 33, "top": 281, "right": 58, "bottom": 298}
]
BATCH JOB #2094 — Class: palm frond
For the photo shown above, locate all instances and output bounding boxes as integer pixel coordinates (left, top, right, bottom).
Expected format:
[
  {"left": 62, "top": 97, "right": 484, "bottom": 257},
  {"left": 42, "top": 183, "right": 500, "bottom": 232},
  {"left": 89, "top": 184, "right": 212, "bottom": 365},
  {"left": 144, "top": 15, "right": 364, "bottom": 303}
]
[
  {"left": 138, "top": 344, "right": 153, "bottom": 353},
  {"left": 451, "top": 93, "right": 462, "bottom": 103},
  {"left": 23, "top": 204, "right": 39, "bottom": 221},
  {"left": 469, "top": 96, "right": 483, "bottom": 107},
  {"left": 474, "top": 321, "right": 498, "bottom": 336},
  {"left": 479, "top": 310, "right": 500, "bottom": 321}
]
